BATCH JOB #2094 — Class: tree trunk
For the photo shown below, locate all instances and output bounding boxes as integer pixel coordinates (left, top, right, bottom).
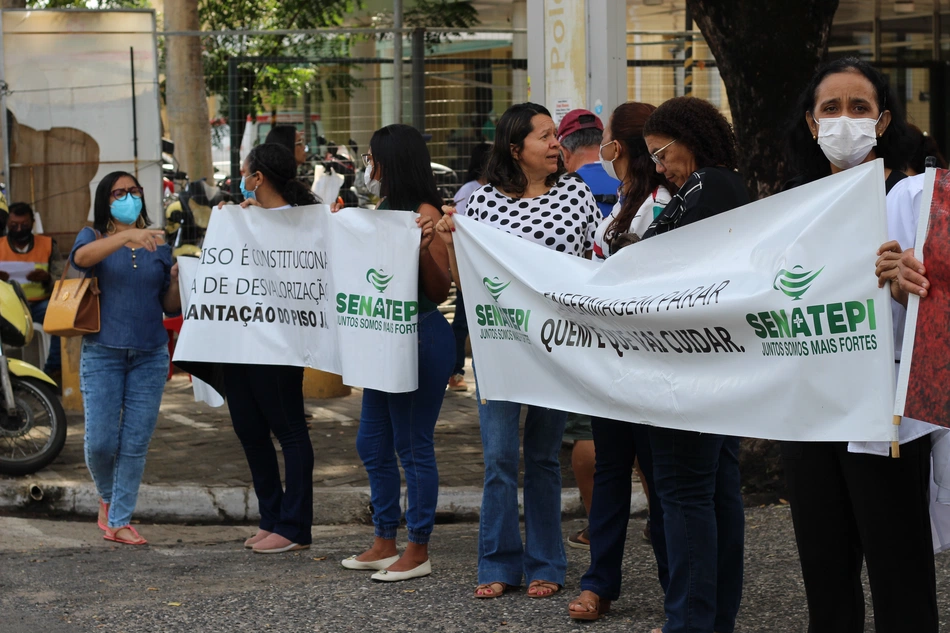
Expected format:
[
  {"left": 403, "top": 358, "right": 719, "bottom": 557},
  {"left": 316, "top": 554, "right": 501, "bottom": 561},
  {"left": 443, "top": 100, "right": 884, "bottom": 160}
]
[
  {"left": 164, "top": 0, "right": 213, "bottom": 183},
  {"left": 686, "top": 0, "right": 839, "bottom": 199}
]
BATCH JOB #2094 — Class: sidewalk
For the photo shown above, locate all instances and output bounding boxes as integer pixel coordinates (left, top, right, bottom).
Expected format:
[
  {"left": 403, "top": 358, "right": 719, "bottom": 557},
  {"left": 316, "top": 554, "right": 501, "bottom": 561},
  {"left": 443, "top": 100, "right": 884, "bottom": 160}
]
[{"left": 0, "top": 357, "right": 647, "bottom": 524}]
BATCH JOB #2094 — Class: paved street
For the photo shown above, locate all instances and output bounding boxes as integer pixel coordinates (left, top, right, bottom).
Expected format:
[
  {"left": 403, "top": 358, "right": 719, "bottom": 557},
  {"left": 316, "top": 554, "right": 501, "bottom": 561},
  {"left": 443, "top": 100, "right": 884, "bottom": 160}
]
[
  {"left": 16, "top": 360, "right": 579, "bottom": 492},
  {"left": 8, "top": 506, "right": 947, "bottom": 633}
]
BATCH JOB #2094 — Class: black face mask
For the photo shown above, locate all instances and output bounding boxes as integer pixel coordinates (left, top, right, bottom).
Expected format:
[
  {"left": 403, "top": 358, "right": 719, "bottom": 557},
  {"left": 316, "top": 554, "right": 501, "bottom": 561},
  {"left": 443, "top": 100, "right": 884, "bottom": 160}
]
[{"left": 7, "top": 228, "right": 31, "bottom": 242}]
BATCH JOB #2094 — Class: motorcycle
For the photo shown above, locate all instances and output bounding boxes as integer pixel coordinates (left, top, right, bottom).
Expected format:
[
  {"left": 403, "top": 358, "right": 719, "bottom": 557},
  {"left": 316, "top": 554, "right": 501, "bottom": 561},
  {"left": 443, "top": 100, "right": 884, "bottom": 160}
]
[{"left": 0, "top": 280, "right": 68, "bottom": 476}]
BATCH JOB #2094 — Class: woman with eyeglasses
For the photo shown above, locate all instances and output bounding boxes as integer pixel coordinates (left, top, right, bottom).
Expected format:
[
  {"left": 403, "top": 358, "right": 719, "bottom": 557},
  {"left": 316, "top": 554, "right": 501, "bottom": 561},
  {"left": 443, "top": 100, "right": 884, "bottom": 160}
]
[
  {"left": 639, "top": 97, "right": 749, "bottom": 633},
  {"left": 340, "top": 124, "right": 453, "bottom": 581},
  {"left": 70, "top": 171, "right": 180, "bottom": 545}
]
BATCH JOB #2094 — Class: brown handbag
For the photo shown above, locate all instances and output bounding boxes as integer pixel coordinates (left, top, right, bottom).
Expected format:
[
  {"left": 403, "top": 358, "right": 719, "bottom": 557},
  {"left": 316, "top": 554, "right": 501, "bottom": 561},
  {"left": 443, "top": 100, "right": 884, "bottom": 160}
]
[{"left": 42, "top": 265, "right": 101, "bottom": 337}]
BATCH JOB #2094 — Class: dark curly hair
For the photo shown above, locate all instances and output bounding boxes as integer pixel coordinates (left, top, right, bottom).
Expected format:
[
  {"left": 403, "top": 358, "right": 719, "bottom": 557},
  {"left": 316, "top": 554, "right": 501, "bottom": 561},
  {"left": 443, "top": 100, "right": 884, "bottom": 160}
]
[
  {"left": 643, "top": 96, "right": 737, "bottom": 171},
  {"left": 246, "top": 143, "right": 316, "bottom": 207},
  {"left": 784, "top": 57, "right": 913, "bottom": 185},
  {"left": 483, "top": 102, "right": 564, "bottom": 197}
]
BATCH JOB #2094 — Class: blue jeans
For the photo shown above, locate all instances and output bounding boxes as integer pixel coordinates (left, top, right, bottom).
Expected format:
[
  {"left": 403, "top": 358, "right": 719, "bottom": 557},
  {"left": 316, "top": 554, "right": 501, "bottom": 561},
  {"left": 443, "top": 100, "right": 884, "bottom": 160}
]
[
  {"left": 29, "top": 299, "right": 61, "bottom": 374},
  {"left": 357, "top": 310, "right": 455, "bottom": 545},
  {"left": 224, "top": 364, "right": 313, "bottom": 545},
  {"left": 475, "top": 378, "right": 567, "bottom": 586},
  {"left": 80, "top": 340, "right": 168, "bottom": 528},
  {"left": 650, "top": 428, "right": 745, "bottom": 633},
  {"left": 582, "top": 418, "right": 669, "bottom": 600},
  {"left": 451, "top": 291, "right": 468, "bottom": 376}
]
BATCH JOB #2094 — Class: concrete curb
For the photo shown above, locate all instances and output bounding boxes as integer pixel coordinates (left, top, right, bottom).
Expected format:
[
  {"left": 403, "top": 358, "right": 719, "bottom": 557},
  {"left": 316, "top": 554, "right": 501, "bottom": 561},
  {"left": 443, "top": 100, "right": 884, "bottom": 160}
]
[{"left": 0, "top": 480, "right": 648, "bottom": 525}]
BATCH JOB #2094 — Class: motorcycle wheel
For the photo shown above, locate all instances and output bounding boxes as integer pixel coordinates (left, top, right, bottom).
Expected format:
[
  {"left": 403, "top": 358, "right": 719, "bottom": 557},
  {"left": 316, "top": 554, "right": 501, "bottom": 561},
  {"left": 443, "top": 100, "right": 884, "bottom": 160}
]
[{"left": 0, "top": 377, "right": 67, "bottom": 476}]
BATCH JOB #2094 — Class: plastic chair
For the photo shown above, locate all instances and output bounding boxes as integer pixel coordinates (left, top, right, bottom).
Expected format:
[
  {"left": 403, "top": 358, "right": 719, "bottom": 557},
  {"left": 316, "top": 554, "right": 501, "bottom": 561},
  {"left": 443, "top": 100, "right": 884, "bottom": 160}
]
[
  {"left": 163, "top": 315, "right": 184, "bottom": 381},
  {"left": 21, "top": 321, "right": 51, "bottom": 370}
]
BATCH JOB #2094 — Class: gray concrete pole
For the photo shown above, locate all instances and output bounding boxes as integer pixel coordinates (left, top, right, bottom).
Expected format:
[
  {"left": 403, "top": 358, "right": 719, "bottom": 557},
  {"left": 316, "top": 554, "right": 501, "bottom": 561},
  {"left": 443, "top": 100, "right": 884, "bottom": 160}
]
[{"left": 393, "top": 0, "right": 403, "bottom": 124}]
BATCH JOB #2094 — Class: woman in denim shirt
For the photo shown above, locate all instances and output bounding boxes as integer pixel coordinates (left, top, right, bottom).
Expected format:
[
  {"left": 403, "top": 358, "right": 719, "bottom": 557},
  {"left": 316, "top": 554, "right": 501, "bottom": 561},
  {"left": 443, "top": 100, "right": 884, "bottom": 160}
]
[
  {"left": 70, "top": 171, "right": 179, "bottom": 545},
  {"left": 340, "top": 124, "right": 454, "bottom": 582}
]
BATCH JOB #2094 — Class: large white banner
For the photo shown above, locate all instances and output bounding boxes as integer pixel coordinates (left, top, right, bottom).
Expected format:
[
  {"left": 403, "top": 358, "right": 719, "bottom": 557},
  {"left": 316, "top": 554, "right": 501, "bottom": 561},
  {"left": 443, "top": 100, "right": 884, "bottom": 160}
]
[
  {"left": 454, "top": 161, "right": 897, "bottom": 442},
  {"left": 173, "top": 205, "right": 420, "bottom": 393}
]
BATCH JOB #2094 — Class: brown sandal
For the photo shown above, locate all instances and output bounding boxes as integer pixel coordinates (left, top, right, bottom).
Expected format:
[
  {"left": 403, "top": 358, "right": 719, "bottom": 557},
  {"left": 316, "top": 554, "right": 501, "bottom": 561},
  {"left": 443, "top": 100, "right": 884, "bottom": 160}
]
[
  {"left": 527, "top": 579, "right": 560, "bottom": 598},
  {"left": 569, "top": 590, "right": 611, "bottom": 620},
  {"left": 474, "top": 581, "right": 510, "bottom": 598}
]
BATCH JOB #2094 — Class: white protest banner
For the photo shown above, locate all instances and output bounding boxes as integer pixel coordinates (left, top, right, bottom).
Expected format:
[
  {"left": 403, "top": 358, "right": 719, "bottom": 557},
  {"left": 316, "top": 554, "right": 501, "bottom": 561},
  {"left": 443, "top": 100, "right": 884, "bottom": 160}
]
[
  {"left": 173, "top": 205, "right": 421, "bottom": 393},
  {"left": 453, "top": 160, "right": 896, "bottom": 442},
  {"left": 175, "top": 256, "right": 225, "bottom": 407},
  {"left": 329, "top": 207, "right": 420, "bottom": 393}
]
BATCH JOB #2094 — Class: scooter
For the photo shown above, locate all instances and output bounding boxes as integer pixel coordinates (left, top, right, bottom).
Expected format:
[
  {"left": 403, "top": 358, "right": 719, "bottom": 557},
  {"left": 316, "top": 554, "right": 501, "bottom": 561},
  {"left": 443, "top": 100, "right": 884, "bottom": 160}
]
[{"left": 0, "top": 280, "right": 67, "bottom": 475}]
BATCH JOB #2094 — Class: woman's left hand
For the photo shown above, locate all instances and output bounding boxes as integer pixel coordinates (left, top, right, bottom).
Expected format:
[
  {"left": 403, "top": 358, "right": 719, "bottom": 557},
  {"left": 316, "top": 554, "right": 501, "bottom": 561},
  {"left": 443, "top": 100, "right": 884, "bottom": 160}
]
[
  {"left": 418, "top": 214, "right": 435, "bottom": 251},
  {"left": 170, "top": 262, "right": 179, "bottom": 284},
  {"left": 876, "top": 240, "right": 907, "bottom": 305}
]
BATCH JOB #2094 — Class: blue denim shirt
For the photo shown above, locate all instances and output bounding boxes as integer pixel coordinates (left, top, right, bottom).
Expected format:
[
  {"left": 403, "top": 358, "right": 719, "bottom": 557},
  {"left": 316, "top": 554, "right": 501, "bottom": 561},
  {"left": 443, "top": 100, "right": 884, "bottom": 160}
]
[{"left": 70, "top": 227, "right": 175, "bottom": 351}]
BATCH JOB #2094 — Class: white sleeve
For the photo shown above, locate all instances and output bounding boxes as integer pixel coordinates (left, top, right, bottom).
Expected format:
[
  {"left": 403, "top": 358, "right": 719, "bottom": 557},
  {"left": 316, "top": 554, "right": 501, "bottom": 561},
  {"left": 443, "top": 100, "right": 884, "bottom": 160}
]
[{"left": 885, "top": 173, "right": 926, "bottom": 362}]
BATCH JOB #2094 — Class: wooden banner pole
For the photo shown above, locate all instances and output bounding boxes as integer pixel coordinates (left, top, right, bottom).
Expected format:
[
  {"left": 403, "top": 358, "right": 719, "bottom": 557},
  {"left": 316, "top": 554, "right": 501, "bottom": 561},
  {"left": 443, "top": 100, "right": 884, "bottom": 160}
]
[{"left": 892, "top": 415, "right": 902, "bottom": 458}]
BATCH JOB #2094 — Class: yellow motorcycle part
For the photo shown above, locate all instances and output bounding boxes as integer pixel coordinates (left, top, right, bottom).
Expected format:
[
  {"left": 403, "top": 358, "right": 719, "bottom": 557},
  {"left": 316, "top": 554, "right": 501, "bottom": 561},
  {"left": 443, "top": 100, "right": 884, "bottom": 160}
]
[
  {"left": 0, "top": 281, "right": 34, "bottom": 347},
  {"left": 8, "top": 358, "right": 57, "bottom": 386},
  {"left": 165, "top": 199, "right": 183, "bottom": 233},
  {"left": 173, "top": 244, "right": 201, "bottom": 259}
]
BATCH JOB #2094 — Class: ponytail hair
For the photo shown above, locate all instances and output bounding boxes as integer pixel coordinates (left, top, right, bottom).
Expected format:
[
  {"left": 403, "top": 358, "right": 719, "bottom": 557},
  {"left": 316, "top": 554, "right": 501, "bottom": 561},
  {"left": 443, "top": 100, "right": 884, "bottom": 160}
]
[{"left": 246, "top": 143, "right": 317, "bottom": 207}]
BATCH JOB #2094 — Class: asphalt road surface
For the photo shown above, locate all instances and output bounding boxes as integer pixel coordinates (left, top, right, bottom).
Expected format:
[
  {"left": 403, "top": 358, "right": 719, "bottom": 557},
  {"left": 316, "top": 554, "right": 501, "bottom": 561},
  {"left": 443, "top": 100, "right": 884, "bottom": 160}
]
[{"left": 2, "top": 506, "right": 949, "bottom": 632}]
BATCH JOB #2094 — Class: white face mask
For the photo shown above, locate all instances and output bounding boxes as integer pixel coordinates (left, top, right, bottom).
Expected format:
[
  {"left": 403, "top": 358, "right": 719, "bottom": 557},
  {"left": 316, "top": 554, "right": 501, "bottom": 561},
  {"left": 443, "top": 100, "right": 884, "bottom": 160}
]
[
  {"left": 816, "top": 114, "right": 882, "bottom": 170},
  {"left": 364, "top": 163, "right": 381, "bottom": 196},
  {"left": 599, "top": 141, "right": 619, "bottom": 180}
]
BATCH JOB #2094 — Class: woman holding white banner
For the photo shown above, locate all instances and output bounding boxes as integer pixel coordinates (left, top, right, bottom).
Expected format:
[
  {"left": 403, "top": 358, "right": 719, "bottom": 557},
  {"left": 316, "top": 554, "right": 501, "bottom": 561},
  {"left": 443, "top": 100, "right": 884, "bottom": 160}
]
[
  {"left": 341, "top": 124, "right": 455, "bottom": 582},
  {"left": 224, "top": 143, "right": 320, "bottom": 555},
  {"left": 640, "top": 96, "right": 749, "bottom": 633},
  {"left": 434, "top": 102, "right": 600, "bottom": 599},
  {"left": 569, "top": 101, "right": 671, "bottom": 621},
  {"left": 783, "top": 57, "right": 938, "bottom": 633}
]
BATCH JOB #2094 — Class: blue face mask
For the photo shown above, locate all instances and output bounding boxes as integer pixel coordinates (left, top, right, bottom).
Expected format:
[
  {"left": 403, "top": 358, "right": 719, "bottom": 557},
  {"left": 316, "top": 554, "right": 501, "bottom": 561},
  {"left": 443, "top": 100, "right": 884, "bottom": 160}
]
[
  {"left": 240, "top": 175, "right": 256, "bottom": 200},
  {"left": 111, "top": 194, "right": 143, "bottom": 225}
]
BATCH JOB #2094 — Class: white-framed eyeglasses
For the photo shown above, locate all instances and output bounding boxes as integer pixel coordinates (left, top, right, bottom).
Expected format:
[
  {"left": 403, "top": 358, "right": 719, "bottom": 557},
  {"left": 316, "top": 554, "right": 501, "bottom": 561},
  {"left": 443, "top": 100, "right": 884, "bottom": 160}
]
[{"left": 650, "top": 139, "right": 677, "bottom": 167}]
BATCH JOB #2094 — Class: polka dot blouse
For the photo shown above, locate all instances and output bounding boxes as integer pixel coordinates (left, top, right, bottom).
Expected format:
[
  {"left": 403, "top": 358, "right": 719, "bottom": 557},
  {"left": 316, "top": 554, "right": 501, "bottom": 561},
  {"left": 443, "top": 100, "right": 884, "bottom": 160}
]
[{"left": 464, "top": 173, "right": 600, "bottom": 257}]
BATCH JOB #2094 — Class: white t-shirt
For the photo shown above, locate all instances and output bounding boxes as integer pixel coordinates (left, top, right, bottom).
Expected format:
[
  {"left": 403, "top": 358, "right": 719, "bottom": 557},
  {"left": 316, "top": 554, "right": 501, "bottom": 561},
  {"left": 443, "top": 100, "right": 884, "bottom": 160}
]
[
  {"left": 453, "top": 180, "right": 482, "bottom": 216},
  {"left": 592, "top": 185, "right": 672, "bottom": 261},
  {"left": 464, "top": 173, "right": 599, "bottom": 257}
]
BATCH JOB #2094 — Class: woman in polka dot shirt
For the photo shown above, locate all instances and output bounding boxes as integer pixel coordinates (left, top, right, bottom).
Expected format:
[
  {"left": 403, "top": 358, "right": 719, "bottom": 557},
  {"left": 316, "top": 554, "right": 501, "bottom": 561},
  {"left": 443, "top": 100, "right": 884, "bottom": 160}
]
[{"left": 435, "top": 102, "right": 599, "bottom": 600}]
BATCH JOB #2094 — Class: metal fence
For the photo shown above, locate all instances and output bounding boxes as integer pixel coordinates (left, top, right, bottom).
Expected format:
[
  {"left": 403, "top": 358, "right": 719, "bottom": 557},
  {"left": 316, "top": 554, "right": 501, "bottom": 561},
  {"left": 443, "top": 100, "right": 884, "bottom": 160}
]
[{"left": 158, "top": 29, "right": 519, "bottom": 199}]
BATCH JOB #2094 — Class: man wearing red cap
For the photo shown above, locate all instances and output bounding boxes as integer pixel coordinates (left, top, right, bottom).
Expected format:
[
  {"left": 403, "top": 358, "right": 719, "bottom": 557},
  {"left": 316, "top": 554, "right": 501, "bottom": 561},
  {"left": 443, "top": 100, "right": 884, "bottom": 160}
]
[{"left": 557, "top": 109, "right": 621, "bottom": 218}]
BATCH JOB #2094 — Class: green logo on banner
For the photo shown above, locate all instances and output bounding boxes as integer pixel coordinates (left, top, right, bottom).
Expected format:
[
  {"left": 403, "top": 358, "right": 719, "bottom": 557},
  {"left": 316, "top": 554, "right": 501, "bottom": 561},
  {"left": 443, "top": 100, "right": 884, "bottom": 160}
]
[
  {"left": 366, "top": 268, "right": 394, "bottom": 293},
  {"left": 773, "top": 265, "right": 824, "bottom": 300},
  {"left": 483, "top": 277, "right": 511, "bottom": 301}
]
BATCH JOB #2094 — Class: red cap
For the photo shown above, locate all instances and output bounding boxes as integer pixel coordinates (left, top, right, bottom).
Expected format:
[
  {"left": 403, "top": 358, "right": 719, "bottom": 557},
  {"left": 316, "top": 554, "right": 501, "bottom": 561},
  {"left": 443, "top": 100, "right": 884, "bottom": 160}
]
[{"left": 557, "top": 109, "right": 604, "bottom": 141}]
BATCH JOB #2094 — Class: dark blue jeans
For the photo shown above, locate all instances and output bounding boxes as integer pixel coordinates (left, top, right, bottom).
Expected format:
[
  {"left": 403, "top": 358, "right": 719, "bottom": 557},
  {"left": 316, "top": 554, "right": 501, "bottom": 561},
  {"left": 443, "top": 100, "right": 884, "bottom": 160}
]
[
  {"left": 357, "top": 310, "right": 455, "bottom": 545},
  {"left": 224, "top": 364, "right": 313, "bottom": 545},
  {"left": 650, "top": 428, "right": 744, "bottom": 633},
  {"left": 581, "top": 418, "right": 668, "bottom": 600},
  {"left": 451, "top": 291, "right": 468, "bottom": 376}
]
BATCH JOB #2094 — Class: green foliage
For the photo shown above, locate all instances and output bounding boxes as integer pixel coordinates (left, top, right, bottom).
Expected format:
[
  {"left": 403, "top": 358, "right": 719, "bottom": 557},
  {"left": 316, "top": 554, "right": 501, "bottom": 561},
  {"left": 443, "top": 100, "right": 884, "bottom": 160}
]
[{"left": 196, "top": 0, "right": 357, "bottom": 119}]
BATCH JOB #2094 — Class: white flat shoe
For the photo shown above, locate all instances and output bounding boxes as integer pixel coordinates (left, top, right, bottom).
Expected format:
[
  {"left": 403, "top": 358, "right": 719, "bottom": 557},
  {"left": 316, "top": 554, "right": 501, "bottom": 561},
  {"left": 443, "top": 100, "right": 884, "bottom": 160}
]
[
  {"left": 341, "top": 554, "right": 400, "bottom": 570},
  {"left": 252, "top": 542, "right": 309, "bottom": 554},
  {"left": 371, "top": 559, "right": 432, "bottom": 582}
]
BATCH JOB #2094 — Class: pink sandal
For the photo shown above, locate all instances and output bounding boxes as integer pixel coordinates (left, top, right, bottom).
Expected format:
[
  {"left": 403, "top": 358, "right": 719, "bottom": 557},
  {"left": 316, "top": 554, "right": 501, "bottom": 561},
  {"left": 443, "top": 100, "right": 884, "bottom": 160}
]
[
  {"left": 97, "top": 500, "right": 110, "bottom": 531},
  {"left": 103, "top": 525, "right": 147, "bottom": 545}
]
